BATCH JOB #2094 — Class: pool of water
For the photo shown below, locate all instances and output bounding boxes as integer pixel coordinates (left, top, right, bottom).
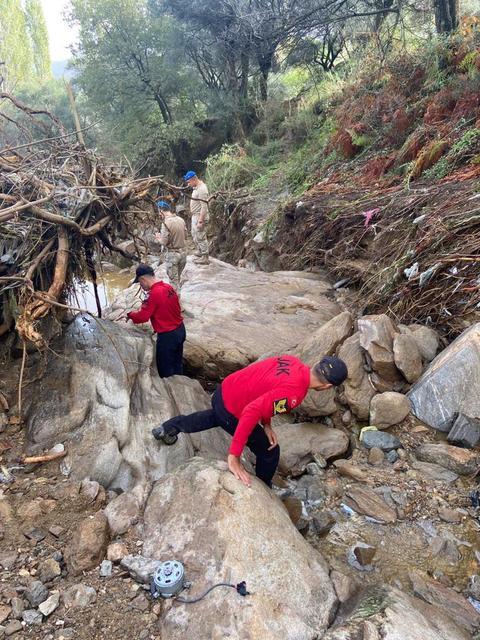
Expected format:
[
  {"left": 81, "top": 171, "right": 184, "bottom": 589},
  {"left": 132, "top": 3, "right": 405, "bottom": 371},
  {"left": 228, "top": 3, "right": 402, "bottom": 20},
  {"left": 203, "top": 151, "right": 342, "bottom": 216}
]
[{"left": 70, "top": 270, "right": 133, "bottom": 315}]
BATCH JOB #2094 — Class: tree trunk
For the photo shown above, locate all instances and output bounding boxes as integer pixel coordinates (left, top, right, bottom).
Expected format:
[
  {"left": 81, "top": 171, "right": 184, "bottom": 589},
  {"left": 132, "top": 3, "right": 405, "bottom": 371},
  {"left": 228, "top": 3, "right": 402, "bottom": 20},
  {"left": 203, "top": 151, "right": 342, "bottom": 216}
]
[{"left": 433, "top": 0, "right": 459, "bottom": 34}]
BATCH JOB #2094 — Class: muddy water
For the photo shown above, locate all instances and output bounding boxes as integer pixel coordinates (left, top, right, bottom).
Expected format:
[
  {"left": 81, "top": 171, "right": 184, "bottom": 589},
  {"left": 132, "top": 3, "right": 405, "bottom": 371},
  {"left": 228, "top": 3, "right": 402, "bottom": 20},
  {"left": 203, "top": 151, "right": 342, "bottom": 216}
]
[{"left": 70, "top": 269, "right": 133, "bottom": 314}]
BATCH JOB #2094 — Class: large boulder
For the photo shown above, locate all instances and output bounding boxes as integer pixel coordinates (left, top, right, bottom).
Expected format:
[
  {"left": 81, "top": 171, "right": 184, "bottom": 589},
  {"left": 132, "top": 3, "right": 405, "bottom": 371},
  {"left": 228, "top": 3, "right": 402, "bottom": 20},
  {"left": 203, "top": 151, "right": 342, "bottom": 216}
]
[
  {"left": 393, "top": 333, "right": 423, "bottom": 383},
  {"left": 323, "top": 586, "right": 470, "bottom": 640},
  {"left": 338, "top": 333, "right": 376, "bottom": 419},
  {"left": 358, "top": 314, "right": 401, "bottom": 385},
  {"left": 276, "top": 423, "right": 349, "bottom": 475},
  {"left": 181, "top": 258, "right": 341, "bottom": 378},
  {"left": 295, "top": 311, "right": 353, "bottom": 416},
  {"left": 143, "top": 457, "right": 337, "bottom": 640},
  {"left": 24, "top": 315, "right": 229, "bottom": 490},
  {"left": 408, "top": 323, "right": 480, "bottom": 432}
]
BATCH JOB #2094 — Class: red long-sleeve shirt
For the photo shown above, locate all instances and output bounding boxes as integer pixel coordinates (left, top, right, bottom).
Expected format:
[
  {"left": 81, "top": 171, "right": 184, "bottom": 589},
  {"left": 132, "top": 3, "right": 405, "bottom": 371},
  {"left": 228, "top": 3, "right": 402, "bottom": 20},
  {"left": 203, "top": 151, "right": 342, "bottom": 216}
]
[
  {"left": 127, "top": 281, "right": 183, "bottom": 333},
  {"left": 222, "top": 355, "right": 311, "bottom": 457}
]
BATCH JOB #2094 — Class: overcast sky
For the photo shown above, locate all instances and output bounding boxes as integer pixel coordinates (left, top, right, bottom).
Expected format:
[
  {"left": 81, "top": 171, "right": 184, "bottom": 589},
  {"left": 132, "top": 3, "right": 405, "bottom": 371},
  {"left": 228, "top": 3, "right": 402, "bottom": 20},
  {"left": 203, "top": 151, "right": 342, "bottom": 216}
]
[{"left": 40, "top": 0, "right": 79, "bottom": 61}]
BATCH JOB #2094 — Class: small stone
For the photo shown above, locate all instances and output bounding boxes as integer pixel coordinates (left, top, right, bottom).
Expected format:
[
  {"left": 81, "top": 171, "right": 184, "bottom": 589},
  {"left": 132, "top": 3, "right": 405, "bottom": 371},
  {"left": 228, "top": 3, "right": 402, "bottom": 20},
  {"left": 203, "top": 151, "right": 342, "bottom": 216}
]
[
  {"left": 312, "top": 453, "right": 327, "bottom": 469},
  {"left": 65, "top": 512, "right": 109, "bottom": 576},
  {"left": 447, "top": 414, "right": 480, "bottom": 449},
  {"left": 48, "top": 526, "right": 64, "bottom": 539},
  {"left": 120, "top": 555, "right": 162, "bottom": 584},
  {"left": 438, "top": 507, "right": 462, "bottom": 524},
  {"left": 107, "top": 543, "right": 128, "bottom": 564},
  {"left": 368, "top": 447, "right": 384, "bottom": 466},
  {"left": 430, "top": 536, "right": 461, "bottom": 565},
  {"left": 0, "top": 552, "right": 18, "bottom": 570},
  {"left": 63, "top": 583, "right": 97, "bottom": 609},
  {"left": 342, "top": 410, "right": 352, "bottom": 425},
  {"left": 39, "top": 558, "right": 61, "bottom": 583},
  {"left": 386, "top": 450, "right": 399, "bottom": 463},
  {"left": 4, "top": 620, "right": 22, "bottom": 636},
  {"left": 10, "top": 599, "right": 23, "bottom": 621},
  {"left": 362, "top": 430, "right": 401, "bottom": 452},
  {"left": 363, "top": 620, "right": 380, "bottom": 640},
  {"left": 99, "top": 560, "right": 113, "bottom": 577},
  {"left": 353, "top": 543, "right": 376, "bottom": 566},
  {"left": 25, "top": 580, "right": 49, "bottom": 607},
  {"left": 310, "top": 512, "right": 334, "bottom": 535},
  {"left": 80, "top": 479, "right": 100, "bottom": 502},
  {"left": 130, "top": 593, "right": 150, "bottom": 612},
  {"left": 0, "top": 608, "right": 11, "bottom": 626},
  {"left": 305, "top": 463, "right": 323, "bottom": 476},
  {"left": 333, "top": 459, "right": 370, "bottom": 483},
  {"left": 22, "top": 609, "right": 43, "bottom": 626},
  {"left": 23, "top": 527, "right": 46, "bottom": 542},
  {"left": 347, "top": 542, "right": 376, "bottom": 571},
  {"left": 38, "top": 592, "right": 60, "bottom": 617}
]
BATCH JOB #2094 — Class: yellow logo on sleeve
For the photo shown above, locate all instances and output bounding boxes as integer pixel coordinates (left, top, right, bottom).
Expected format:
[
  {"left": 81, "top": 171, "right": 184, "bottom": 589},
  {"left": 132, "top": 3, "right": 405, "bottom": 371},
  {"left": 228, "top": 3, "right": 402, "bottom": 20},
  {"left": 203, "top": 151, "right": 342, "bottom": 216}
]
[{"left": 273, "top": 398, "right": 288, "bottom": 415}]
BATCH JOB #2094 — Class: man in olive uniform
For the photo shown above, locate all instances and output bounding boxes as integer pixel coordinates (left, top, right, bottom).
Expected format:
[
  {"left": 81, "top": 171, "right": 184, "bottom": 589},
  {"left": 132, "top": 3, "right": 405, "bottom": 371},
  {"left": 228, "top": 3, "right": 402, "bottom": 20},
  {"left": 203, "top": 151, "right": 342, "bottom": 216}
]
[
  {"left": 155, "top": 200, "right": 188, "bottom": 291},
  {"left": 184, "top": 170, "right": 210, "bottom": 265}
]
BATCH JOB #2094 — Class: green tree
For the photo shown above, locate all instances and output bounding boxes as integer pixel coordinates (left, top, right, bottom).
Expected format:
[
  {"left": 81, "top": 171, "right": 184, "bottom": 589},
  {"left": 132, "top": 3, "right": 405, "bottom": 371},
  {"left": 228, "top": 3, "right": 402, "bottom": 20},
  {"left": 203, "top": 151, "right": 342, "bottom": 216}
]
[
  {"left": 25, "top": 0, "right": 51, "bottom": 81},
  {"left": 69, "top": 0, "right": 202, "bottom": 173},
  {"left": 0, "top": 0, "right": 34, "bottom": 87}
]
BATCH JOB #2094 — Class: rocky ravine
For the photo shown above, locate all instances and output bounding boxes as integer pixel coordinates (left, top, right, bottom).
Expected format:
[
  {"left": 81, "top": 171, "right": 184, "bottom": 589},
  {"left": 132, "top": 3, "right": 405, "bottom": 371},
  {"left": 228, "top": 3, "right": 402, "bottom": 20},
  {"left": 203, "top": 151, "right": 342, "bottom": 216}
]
[{"left": 1, "top": 260, "right": 480, "bottom": 640}]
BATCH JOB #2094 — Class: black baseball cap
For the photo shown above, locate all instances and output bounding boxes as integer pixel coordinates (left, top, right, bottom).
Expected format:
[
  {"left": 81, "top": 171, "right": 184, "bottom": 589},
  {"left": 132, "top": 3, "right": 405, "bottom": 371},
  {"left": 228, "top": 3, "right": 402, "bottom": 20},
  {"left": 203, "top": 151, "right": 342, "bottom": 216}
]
[
  {"left": 134, "top": 264, "right": 155, "bottom": 283},
  {"left": 315, "top": 356, "right": 348, "bottom": 386}
]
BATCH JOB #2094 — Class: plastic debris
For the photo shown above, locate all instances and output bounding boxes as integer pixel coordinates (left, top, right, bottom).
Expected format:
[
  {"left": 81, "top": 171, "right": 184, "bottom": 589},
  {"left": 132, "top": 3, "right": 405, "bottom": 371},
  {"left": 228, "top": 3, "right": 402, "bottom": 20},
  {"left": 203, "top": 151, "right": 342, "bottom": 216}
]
[
  {"left": 404, "top": 262, "right": 419, "bottom": 280},
  {"left": 419, "top": 264, "right": 440, "bottom": 288}
]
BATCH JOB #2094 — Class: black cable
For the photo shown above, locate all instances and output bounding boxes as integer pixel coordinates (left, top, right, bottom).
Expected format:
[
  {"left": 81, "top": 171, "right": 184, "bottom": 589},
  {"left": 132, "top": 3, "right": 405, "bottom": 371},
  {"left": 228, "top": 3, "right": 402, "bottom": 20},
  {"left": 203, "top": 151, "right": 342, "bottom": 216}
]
[{"left": 175, "top": 581, "right": 250, "bottom": 604}]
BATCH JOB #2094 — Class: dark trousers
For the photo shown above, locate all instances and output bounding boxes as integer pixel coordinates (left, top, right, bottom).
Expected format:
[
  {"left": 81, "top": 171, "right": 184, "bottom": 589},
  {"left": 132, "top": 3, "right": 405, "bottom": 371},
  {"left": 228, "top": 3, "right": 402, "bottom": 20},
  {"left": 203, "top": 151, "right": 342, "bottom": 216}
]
[
  {"left": 162, "top": 386, "right": 280, "bottom": 487},
  {"left": 156, "top": 323, "right": 186, "bottom": 378}
]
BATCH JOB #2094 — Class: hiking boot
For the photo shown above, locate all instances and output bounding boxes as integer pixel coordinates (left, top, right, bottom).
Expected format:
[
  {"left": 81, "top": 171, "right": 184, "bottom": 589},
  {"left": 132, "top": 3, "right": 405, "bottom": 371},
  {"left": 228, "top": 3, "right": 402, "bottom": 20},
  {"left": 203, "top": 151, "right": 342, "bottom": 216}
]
[
  {"left": 193, "top": 255, "right": 210, "bottom": 265},
  {"left": 152, "top": 424, "right": 178, "bottom": 445}
]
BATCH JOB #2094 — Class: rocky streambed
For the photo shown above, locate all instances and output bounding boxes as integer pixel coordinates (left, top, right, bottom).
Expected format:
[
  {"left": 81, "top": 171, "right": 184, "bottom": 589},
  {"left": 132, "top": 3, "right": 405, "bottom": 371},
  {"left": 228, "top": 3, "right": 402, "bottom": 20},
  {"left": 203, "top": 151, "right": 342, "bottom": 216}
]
[{"left": 1, "top": 258, "right": 480, "bottom": 640}]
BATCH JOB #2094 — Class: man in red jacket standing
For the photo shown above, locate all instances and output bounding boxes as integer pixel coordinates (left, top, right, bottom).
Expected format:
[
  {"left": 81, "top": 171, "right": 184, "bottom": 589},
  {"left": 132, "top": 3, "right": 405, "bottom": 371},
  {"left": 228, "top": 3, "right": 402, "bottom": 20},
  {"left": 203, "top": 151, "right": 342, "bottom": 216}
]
[
  {"left": 127, "top": 264, "right": 186, "bottom": 378},
  {"left": 153, "top": 354, "right": 348, "bottom": 487}
]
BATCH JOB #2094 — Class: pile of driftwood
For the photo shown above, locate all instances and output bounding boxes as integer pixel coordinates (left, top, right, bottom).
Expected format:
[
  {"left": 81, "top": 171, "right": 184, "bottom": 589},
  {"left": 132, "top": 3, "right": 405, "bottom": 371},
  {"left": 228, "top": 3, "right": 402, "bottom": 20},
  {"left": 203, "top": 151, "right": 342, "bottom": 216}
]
[{"left": 0, "top": 91, "right": 178, "bottom": 348}]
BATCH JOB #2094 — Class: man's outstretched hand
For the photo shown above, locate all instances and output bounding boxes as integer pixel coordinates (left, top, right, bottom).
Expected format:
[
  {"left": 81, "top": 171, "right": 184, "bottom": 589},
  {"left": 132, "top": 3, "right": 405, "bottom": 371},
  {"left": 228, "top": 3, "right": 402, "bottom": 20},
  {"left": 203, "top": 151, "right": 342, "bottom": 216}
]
[{"left": 228, "top": 454, "right": 251, "bottom": 487}]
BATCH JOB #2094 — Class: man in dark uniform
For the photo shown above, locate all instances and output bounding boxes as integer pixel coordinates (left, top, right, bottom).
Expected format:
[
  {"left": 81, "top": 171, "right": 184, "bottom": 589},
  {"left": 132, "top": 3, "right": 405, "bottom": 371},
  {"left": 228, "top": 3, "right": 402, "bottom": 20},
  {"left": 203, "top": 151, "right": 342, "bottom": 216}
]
[
  {"left": 127, "top": 264, "right": 186, "bottom": 378},
  {"left": 152, "top": 354, "right": 348, "bottom": 487}
]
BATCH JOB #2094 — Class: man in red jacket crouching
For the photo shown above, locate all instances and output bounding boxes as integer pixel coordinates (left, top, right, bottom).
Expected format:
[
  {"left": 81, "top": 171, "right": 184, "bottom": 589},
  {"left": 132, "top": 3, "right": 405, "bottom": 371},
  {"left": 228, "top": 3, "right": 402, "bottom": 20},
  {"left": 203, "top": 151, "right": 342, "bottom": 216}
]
[
  {"left": 152, "top": 354, "right": 348, "bottom": 487},
  {"left": 127, "top": 264, "right": 186, "bottom": 378}
]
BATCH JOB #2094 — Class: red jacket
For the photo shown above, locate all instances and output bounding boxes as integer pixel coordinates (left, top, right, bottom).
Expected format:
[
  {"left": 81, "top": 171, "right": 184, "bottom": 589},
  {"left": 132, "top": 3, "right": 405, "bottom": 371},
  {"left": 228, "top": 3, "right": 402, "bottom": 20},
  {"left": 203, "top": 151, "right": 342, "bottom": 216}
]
[
  {"left": 127, "top": 281, "right": 183, "bottom": 333},
  {"left": 222, "top": 355, "right": 311, "bottom": 457}
]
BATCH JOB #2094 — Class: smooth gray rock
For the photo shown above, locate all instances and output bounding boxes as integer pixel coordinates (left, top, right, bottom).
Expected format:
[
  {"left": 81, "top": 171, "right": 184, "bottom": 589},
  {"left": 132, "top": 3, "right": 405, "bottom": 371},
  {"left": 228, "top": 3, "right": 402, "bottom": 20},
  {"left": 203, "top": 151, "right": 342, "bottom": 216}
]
[
  {"left": 24, "top": 315, "right": 228, "bottom": 490},
  {"left": 408, "top": 323, "right": 480, "bottom": 432},
  {"left": 143, "top": 457, "right": 337, "bottom": 640},
  {"left": 362, "top": 430, "right": 401, "bottom": 452}
]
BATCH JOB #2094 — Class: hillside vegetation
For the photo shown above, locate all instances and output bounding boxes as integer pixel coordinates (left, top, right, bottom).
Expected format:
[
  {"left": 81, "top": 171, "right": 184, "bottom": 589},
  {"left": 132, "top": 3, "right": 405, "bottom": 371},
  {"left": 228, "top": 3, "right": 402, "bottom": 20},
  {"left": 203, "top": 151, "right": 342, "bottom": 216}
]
[{"left": 207, "top": 32, "right": 480, "bottom": 335}]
